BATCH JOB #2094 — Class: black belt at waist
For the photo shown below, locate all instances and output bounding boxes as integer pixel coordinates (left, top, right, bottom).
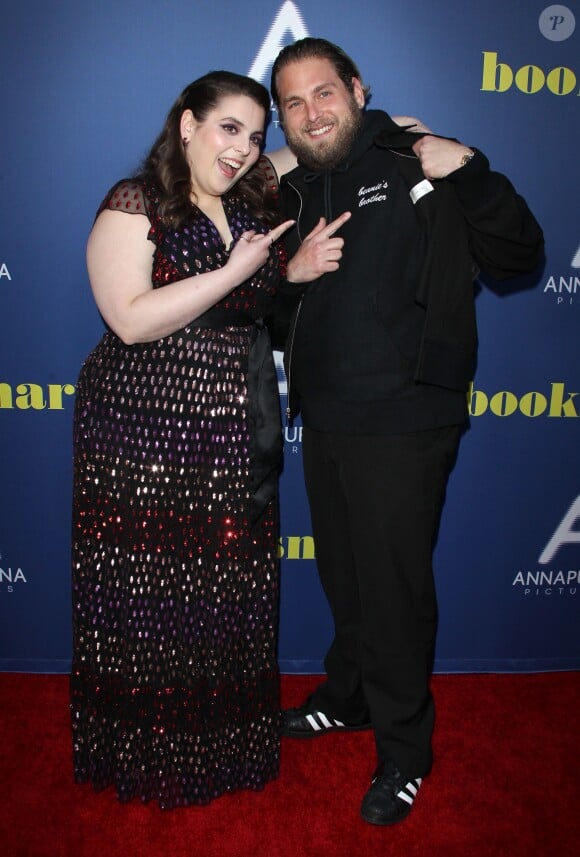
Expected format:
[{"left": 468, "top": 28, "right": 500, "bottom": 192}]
[
  {"left": 192, "top": 308, "right": 282, "bottom": 524},
  {"left": 192, "top": 307, "right": 254, "bottom": 328}
]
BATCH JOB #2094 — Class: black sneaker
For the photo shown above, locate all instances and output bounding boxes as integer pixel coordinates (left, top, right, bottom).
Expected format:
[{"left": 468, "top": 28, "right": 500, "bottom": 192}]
[
  {"left": 282, "top": 699, "right": 372, "bottom": 738},
  {"left": 360, "top": 760, "right": 423, "bottom": 825}
]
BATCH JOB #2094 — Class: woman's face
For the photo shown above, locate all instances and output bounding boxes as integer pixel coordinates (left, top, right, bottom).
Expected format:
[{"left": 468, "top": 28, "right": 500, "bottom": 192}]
[{"left": 182, "top": 94, "right": 266, "bottom": 206}]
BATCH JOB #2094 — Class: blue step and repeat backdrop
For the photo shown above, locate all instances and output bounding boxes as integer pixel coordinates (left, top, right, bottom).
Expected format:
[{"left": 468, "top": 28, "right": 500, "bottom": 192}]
[{"left": 1, "top": 1, "right": 578, "bottom": 673}]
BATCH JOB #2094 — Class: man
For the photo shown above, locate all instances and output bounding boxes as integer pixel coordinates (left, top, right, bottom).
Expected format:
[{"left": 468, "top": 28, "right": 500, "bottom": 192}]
[{"left": 270, "top": 38, "right": 544, "bottom": 826}]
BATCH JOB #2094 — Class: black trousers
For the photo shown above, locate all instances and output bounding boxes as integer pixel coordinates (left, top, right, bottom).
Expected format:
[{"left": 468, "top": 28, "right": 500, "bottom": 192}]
[{"left": 302, "top": 424, "right": 462, "bottom": 778}]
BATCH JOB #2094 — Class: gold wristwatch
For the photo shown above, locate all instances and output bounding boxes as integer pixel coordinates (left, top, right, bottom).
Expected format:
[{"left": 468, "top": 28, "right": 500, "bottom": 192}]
[{"left": 460, "top": 148, "right": 475, "bottom": 167}]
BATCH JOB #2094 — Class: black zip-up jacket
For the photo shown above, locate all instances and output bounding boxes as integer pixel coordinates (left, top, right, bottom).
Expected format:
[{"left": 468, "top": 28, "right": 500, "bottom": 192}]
[{"left": 274, "top": 110, "right": 544, "bottom": 434}]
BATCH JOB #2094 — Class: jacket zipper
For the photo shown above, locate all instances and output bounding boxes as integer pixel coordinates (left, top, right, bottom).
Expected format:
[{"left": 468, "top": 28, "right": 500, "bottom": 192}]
[
  {"left": 323, "top": 172, "right": 332, "bottom": 221},
  {"left": 284, "top": 295, "right": 303, "bottom": 425},
  {"left": 284, "top": 180, "right": 305, "bottom": 425}
]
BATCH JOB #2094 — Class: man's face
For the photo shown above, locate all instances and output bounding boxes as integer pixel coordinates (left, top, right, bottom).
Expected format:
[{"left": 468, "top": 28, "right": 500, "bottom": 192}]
[{"left": 276, "top": 56, "right": 365, "bottom": 170}]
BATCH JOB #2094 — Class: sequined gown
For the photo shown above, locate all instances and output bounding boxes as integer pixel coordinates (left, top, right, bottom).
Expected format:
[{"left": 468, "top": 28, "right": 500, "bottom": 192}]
[{"left": 71, "top": 178, "right": 282, "bottom": 808}]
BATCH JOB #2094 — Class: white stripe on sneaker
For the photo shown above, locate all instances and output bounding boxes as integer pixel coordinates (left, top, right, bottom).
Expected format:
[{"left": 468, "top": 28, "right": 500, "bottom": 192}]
[
  {"left": 304, "top": 711, "right": 346, "bottom": 732},
  {"left": 396, "top": 778, "right": 422, "bottom": 806},
  {"left": 306, "top": 713, "right": 322, "bottom": 731},
  {"left": 317, "top": 712, "right": 334, "bottom": 729}
]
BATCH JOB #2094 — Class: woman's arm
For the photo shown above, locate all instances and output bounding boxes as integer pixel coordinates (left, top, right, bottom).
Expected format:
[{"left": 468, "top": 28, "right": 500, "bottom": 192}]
[
  {"left": 87, "top": 210, "right": 293, "bottom": 344},
  {"left": 265, "top": 146, "right": 298, "bottom": 181}
]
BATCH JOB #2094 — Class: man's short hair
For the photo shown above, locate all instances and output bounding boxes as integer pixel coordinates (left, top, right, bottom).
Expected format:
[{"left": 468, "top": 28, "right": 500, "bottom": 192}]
[{"left": 270, "top": 37, "right": 370, "bottom": 107}]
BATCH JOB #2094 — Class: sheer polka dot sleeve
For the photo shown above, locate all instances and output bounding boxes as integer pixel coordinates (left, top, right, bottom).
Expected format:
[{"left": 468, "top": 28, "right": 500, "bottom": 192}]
[{"left": 100, "top": 180, "right": 150, "bottom": 216}]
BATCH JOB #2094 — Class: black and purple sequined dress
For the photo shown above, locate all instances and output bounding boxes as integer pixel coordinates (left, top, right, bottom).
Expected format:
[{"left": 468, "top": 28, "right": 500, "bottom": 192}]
[{"left": 71, "top": 179, "right": 282, "bottom": 808}]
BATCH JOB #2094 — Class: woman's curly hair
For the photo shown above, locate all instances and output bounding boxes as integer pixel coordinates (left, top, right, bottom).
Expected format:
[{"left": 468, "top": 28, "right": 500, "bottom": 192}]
[{"left": 138, "top": 71, "right": 279, "bottom": 227}]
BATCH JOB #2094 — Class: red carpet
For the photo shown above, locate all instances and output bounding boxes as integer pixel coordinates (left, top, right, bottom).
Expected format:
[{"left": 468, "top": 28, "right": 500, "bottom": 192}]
[{"left": 1, "top": 672, "right": 578, "bottom": 856}]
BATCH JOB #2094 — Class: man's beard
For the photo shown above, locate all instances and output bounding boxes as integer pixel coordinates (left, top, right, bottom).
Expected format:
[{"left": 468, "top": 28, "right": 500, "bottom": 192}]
[{"left": 284, "top": 99, "right": 363, "bottom": 171}]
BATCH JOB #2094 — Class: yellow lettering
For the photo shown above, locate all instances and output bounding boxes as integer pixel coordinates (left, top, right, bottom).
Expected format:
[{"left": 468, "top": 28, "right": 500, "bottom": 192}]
[
  {"left": 0, "top": 381, "right": 77, "bottom": 410},
  {"left": 286, "top": 536, "right": 315, "bottom": 560},
  {"left": 481, "top": 51, "right": 513, "bottom": 92},
  {"left": 0, "top": 382, "right": 13, "bottom": 408},
  {"left": 16, "top": 383, "right": 46, "bottom": 410},
  {"left": 490, "top": 391, "right": 518, "bottom": 417},
  {"left": 519, "top": 392, "right": 547, "bottom": 417},
  {"left": 468, "top": 382, "right": 578, "bottom": 418},
  {"left": 278, "top": 536, "right": 316, "bottom": 560},
  {"left": 467, "top": 382, "right": 488, "bottom": 416},
  {"left": 549, "top": 383, "right": 579, "bottom": 417},
  {"left": 481, "top": 51, "right": 579, "bottom": 96},
  {"left": 515, "top": 64, "right": 545, "bottom": 94},
  {"left": 546, "top": 66, "right": 576, "bottom": 96},
  {"left": 48, "top": 383, "right": 76, "bottom": 410}
]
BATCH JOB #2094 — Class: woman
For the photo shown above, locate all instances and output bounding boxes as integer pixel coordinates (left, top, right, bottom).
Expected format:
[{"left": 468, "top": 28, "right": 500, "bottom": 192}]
[{"left": 71, "top": 71, "right": 293, "bottom": 809}]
